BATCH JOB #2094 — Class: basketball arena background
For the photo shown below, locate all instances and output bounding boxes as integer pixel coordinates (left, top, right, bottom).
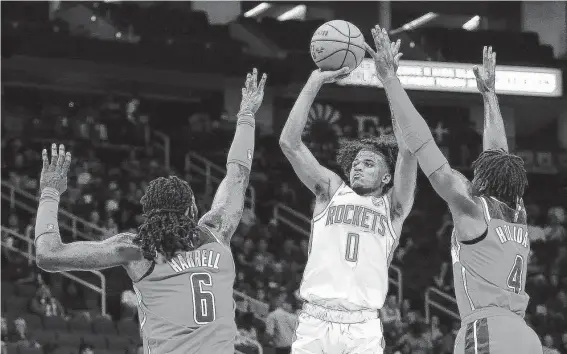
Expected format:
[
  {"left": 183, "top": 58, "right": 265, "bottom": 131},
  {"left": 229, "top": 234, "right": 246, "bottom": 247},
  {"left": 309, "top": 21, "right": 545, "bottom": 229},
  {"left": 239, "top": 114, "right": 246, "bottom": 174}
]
[{"left": 1, "top": 2, "right": 566, "bottom": 354}]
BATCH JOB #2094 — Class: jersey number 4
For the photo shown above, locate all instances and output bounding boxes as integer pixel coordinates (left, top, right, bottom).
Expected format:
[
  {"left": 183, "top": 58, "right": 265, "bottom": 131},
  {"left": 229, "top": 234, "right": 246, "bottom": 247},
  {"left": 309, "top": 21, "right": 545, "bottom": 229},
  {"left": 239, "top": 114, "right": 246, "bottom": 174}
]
[
  {"left": 345, "top": 233, "right": 360, "bottom": 262},
  {"left": 506, "top": 255, "right": 524, "bottom": 294},
  {"left": 190, "top": 273, "right": 216, "bottom": 324}
]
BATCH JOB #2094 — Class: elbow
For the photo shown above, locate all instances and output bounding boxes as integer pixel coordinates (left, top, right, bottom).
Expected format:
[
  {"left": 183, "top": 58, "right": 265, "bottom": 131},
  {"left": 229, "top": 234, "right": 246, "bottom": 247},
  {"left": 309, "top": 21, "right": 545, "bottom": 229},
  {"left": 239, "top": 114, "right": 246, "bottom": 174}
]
[
  {"left": 279, "top": 138, "right": 299, "bottom": 154},
  {"left": 35, "top": 252, "right": 57, "bottom": 272}
]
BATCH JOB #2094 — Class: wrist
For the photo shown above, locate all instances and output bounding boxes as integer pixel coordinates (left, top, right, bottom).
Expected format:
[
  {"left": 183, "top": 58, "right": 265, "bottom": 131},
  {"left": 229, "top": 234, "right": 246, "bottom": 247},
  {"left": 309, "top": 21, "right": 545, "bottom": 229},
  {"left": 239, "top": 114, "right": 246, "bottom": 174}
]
[
  {"left": 306, "top": 74, "right": 324, "bottom": 89},
  {"left": 381, "top": 73, "right": 399, "bottom": 86},
  {"left": 40, "top": 187, "right": 60, "bottom": 201}
]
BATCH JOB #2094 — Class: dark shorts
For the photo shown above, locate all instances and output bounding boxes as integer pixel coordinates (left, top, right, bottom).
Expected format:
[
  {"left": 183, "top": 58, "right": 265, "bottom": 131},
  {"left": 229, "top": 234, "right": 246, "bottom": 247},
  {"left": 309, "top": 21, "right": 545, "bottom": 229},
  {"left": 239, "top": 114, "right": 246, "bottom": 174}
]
[{"left": 453, "top": 315, "right": 542, "bottom": 354}]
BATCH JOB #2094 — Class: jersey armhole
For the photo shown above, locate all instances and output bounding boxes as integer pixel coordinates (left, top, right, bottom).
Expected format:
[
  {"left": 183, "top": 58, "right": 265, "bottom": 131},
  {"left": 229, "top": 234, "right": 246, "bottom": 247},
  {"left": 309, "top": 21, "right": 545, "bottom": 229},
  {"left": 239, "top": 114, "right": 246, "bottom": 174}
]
[
  {"left": 312, "top": 181, "right": 345, "bottom": 222},
  {"left": 382, "top": 194, "right": 398, "bottom": 240},
  {"left": 478, "top": 196, "right": 492, "bottom": 224},
  {"left": 198, "top": 224, "right": 231, "bottom": 250}
]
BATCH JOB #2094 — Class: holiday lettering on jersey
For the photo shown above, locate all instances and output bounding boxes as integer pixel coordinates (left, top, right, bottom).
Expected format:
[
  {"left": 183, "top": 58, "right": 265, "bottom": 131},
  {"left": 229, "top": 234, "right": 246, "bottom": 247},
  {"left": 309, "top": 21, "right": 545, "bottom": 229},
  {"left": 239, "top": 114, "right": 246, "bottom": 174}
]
[
  {"left": 326, "top": 204, "right": 388, "bottom": 235},
  {"left": 494, "top": 224, "right": 529, "bottom": 248},
  {"left": 167, "top": 249, "right": 221, "bottom": 272}
]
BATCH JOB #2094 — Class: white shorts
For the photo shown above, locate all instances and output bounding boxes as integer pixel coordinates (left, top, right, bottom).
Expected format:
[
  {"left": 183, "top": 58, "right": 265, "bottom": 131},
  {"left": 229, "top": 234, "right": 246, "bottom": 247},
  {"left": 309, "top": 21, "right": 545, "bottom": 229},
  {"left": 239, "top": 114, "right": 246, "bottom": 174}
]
[{"left": 292, "top": 306, "right": 385, "bottom": 354}]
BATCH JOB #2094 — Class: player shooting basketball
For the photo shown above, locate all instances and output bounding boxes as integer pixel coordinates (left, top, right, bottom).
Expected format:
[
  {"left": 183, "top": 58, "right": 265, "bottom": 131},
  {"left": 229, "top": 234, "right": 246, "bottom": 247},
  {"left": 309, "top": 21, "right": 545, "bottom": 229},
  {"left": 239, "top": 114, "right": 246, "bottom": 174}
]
[
  {"left": 279, "top": 43, "right": 418, "bottom": 354},
  {"left": 366, "top": 25, "right": 543, "bottom": 354},
  {"left": 34, "top": 69, "right": 268, "bottom": 354}
]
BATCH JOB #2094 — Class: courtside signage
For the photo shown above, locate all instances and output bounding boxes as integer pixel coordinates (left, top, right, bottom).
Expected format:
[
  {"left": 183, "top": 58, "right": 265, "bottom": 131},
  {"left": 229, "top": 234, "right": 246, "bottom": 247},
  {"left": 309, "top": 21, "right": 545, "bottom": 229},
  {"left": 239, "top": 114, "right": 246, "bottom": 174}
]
[{"left": 337, "top": 59, "right": 563, "bottom": 97}]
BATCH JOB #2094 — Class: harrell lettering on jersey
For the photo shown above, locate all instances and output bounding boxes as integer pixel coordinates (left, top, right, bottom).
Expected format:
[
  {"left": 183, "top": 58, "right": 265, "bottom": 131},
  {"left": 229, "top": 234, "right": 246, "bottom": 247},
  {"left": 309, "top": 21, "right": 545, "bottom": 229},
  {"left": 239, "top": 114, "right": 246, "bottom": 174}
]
[
  {"left": 299, "top": 182, "right": 398, "bottom": 311},
  {"left": 451, "top": 196, "right": 530, "bottom": 319},
  {"left": 133, "top": 227, "right": 237, "bottom": 354}
]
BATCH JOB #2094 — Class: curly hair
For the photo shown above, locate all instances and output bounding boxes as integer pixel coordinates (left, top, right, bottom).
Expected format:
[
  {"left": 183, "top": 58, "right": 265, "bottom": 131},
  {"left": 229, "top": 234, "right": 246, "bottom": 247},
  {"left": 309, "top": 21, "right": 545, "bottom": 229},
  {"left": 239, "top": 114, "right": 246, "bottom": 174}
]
[
  {"left": 133, "top": 176, "right": 199, "bottom": 261},
  {"left": 471, "top": 149, "right": 528, "bottom": 206},
  {"left": 336, "top": 134, "right": 399, "bottom": 192}
]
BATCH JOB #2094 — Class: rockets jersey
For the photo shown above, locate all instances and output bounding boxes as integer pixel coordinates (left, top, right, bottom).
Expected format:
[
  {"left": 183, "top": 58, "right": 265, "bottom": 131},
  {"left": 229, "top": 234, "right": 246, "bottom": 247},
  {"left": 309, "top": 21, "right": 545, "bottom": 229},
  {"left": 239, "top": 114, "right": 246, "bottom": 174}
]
[
  {"left": 133, "top": 227, "right": 237, "bottom": 354},
  {"left": 299, "top": 182, "right": 399, "bottom": 311},
  {"left": 451, "top": 196, "right": 530, "bottom": 320}
]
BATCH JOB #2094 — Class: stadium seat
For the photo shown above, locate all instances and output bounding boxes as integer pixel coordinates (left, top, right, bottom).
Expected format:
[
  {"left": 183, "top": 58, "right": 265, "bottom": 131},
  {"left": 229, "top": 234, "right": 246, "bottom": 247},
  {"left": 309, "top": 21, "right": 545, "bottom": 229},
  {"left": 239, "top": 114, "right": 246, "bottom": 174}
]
[
  {"left": 51, "top": 346, "right": 75, "bottom": 354},
  {"left": 56, "top": 331, "right": 82, "bottom": 347},
  {"left": 16, "top": 283, "right": 37, "bottom": 297},
  {"left": 67, "top": 316, "right": 92, "bottom": 333},
  {"left": 1, "top": 281, "right": 15, "bottom": 296},
  {"left": 116, "top": 320, "right": 139, "bottom": 336},
  {"left": 5, "top": 296, "right": 30, "bottom": 313},
  {"left": 92, "top": 316, "right": 117, "bottom": 335},
  {"left": 42, "top": 316, "right": 68, "bottom": 331},
  {"left": 4, "top": 342, "right": 19, "bottom": 354},
  {"left": 81, "top": 333, "right": 108, "bottom": 348},
  {"left": 20, "top": 313, "right": 42, "bottom": 329},
  {"left": 19, "top": 347, "right": 45, "bottom": 354},
  {"left": 106, "top": 335, "right": 132, "bottom": 350},
  {"left": 30, "top": 329, "right": 58, "bottom": 345},
  {"left": 99, "top": 350, "right": 127, "bottom": 354}
]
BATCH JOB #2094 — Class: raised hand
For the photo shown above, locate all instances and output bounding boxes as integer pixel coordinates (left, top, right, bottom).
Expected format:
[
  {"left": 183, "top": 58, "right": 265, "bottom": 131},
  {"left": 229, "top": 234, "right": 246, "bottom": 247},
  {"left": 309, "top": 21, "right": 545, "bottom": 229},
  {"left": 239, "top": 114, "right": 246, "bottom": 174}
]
[
  {"left": 40, "top": 143, "right": 72, "bottom": 194},
  {"left": 364, "top": 25, "right": 400, "bottom": 82},
  {"left": 473, "top": 46, "right": 496, "bottom": 94},
  {"left": 238, "top": 68, "right": 268, "bottom": 117},
  {"left": 309, "top": 67, "right": 351, "bottom": 85},
  {"left": 390, "top": 39, "right": 403, "bottom": 72}
]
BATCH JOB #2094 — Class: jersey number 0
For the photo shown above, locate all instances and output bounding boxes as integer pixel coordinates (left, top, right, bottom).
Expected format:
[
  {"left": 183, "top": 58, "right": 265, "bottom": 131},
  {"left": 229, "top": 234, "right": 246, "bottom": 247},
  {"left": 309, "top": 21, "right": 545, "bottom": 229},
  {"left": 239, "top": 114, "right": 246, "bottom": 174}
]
[
  {"left": 345, "top": 233, "right": 360, "bottom": 262},
  {"left": 190, "top": 273, "right": 216, "bottom": 324}
]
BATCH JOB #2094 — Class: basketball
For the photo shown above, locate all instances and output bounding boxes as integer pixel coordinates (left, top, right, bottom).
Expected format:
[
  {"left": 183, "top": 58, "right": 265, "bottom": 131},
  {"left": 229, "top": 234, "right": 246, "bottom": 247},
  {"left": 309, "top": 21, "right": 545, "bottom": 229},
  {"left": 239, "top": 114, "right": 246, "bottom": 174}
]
[{"left": 310, "top": 20, "right": 366, "bottom": 73}]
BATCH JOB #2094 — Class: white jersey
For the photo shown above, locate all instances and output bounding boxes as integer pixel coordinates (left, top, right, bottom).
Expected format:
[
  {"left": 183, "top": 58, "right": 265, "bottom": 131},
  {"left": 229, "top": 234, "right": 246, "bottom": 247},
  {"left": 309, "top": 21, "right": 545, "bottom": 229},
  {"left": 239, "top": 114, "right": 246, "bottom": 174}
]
[{"left": 299, "top": 182, "right": 399, "bottom": 311}]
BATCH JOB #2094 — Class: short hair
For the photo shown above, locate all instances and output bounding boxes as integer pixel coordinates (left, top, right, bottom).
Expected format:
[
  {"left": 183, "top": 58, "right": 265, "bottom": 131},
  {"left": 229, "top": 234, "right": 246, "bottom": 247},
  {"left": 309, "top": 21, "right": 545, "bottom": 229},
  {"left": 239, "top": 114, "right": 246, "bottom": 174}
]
[
  {"left": 471, "top": 149, "right": 528, "bottom": 205},
  {"left": 133, "top": 176, "right": 198, "bottom": 261},
  {"left": 336, "top": 135, "right": 398, "bottom": 192}
]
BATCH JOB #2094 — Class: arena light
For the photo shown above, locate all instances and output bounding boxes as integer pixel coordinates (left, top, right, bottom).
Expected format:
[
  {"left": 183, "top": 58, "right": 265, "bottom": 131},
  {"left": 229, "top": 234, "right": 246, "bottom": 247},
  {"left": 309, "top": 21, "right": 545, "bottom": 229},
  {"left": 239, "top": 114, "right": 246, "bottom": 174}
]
[
  {"left": 336, "top": 59, "right": 563, "bottom": 97},
  {"left": 244, "top": 3, "right": 271, "bottom": 18},
  {"left": 277, "top": 5, "right": 307, "bottom": 21},
  {"left": 390, "top": 12, "right": 438, "bottom": 35},
  {"left": 462, "top": 15, "right": 480, "bottom": 31}
]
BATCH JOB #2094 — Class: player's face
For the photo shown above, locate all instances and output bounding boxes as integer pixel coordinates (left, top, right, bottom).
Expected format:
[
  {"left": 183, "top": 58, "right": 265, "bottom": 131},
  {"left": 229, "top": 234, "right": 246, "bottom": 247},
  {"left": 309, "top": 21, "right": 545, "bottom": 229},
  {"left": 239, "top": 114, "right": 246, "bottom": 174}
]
[{"left": 349, "top": 150, "right": 391, "bottom": 193}]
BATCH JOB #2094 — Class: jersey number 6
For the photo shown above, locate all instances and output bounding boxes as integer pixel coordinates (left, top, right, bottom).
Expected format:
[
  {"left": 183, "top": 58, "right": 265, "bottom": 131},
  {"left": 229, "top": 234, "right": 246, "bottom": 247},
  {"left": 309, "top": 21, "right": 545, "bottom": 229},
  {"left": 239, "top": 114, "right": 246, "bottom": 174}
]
[
  {"left": 190, "top": 273, "right": 216, "bottom": 324},
  {"left": 506, "top": 255, "right": 524, "bottom": 294},
  {"left": 345, "top": 232, "right": 360, "bottom": 262}
]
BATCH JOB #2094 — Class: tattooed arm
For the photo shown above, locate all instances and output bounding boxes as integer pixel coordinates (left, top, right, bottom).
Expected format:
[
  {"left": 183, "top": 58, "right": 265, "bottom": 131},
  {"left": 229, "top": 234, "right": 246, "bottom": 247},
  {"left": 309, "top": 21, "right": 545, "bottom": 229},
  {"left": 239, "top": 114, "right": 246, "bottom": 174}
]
[
  {"left": 198, "top": 164, "right": 250, "bottom": 245},
  {"left": 198, "top": 69, "right": 267, "bottom": 245},
  {"left": 35, "top": 144, "right": 142, "bottom": 272}
]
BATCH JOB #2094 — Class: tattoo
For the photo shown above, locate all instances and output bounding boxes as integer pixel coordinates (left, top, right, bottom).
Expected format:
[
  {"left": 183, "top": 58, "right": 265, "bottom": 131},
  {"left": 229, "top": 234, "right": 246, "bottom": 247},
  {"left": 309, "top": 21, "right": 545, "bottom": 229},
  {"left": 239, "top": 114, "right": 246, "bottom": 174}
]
[{"left": 199, "top": 164, "right": 250, "bottom": 244}]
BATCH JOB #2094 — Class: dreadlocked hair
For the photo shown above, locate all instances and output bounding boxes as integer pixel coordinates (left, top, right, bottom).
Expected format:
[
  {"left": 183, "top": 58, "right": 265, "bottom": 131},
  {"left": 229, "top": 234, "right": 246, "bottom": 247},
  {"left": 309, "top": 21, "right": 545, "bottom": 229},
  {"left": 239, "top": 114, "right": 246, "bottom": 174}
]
[
  {"left": 471, "top": 149, "right": 528, "bottom": 206},
  {"left": 336, "top": 134, "right": 398, "bottom": 192},
  {"left": 133, "top": 176, "right": 198, "bottom": 261}
]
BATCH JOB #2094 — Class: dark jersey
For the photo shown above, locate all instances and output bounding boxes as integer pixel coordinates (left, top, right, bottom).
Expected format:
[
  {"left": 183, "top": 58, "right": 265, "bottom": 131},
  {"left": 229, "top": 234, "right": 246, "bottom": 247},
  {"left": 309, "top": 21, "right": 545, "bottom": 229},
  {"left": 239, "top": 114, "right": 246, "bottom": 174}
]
[
  {"left": 133, "top": 227, "right": 237, "bottom": 354},
  {"left": 451, "top": 197, "right": 530, "bottom": 320}
]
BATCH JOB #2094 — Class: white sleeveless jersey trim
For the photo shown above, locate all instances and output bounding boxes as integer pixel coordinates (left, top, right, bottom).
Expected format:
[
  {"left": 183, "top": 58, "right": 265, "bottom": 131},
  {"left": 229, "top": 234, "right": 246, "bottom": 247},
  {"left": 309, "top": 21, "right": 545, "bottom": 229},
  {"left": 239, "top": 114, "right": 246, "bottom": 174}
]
[
  {"left": 312, "top": 181, "right": 346, "bottom": 222},
  {"left": 300, "top": 183, "right": 396, "bottom": 311}
]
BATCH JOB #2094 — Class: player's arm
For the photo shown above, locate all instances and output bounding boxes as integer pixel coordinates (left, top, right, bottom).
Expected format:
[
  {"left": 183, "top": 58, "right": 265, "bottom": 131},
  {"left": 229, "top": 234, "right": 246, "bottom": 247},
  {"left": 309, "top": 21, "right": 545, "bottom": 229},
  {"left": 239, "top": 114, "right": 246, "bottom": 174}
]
[
  {"left": 388, "top": 112, "right": 418, "bottom": 229},
  {"left": 365, "top": 28, "right": 485, "bottom": 241},
  {"left": 381, "top": 76, "right": 485, "bottom": 240},
  {"left": 198, "top": 69, "right": 267, "bottom": 245},
  {"left": 474, "top": 46, "right": 508, "bottom": 152},
  {"left": 34, "top": 144, "right": 142, "bottom": 272},
  {"left": 279, "top": 69, "right": 348, "bottom": 198}
]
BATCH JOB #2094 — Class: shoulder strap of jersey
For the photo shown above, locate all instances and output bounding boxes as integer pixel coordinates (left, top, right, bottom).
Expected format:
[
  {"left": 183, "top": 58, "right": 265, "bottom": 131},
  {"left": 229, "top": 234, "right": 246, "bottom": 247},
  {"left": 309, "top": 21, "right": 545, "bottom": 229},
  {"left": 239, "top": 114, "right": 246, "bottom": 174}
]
[
  {"left": 478, "top": 196, "right": 491, "bottom": 224},
  {"left": 312, "top": 181, "right": 346, "bottom": 222},
  {"left": 198, "top": 224, "right": 230, "bottom": 250}
]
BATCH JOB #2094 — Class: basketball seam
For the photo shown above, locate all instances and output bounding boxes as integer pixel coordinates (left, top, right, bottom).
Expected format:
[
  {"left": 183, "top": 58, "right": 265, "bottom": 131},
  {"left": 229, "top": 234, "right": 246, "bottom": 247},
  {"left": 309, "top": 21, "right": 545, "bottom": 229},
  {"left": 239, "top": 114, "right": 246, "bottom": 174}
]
[
  {"left": 314, "top": 49, "right": 348, "bottom": 64},
  {"left": 311, "top": 39, "right": 365, "bottom": 51},
  {"left": 326, "top": 22, "right": 361, "bottom": 38},
  {"left": 339, "top": 24, "right": 351, "bottom": 69}
]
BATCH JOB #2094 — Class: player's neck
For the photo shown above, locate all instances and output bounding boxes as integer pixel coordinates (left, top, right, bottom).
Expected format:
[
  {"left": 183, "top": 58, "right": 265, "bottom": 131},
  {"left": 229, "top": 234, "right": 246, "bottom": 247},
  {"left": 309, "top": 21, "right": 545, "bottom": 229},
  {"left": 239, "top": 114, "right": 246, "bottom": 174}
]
[{"left": 354, "top": 186, "right": 386, "bottom": 198}]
